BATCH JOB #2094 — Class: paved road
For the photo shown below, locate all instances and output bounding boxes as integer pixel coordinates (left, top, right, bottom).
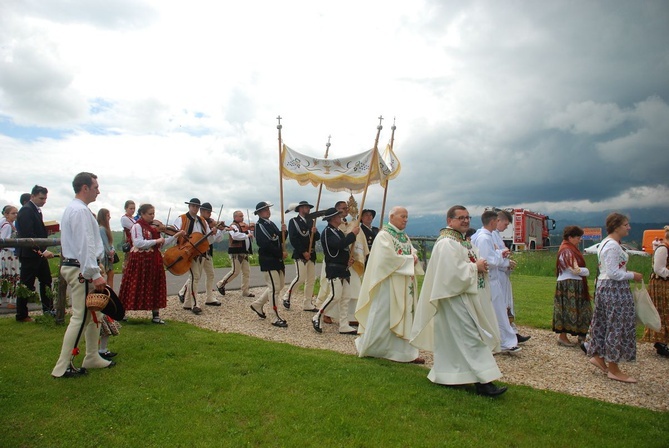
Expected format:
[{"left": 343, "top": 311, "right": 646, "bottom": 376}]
[{"left": 1, "top": 263, "right": 323, "bottom": 315}]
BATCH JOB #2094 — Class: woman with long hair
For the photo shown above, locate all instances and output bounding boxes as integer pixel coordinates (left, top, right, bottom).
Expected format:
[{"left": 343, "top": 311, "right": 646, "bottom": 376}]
[
  {"left": 97, "top": 208, "right": 115, "bottom": 289},
  {"left": 587, "top": 213, "right": 643, "bottom": 383},
  {"left": 553, "top": 226, "right": 592, "bottom": 347}
]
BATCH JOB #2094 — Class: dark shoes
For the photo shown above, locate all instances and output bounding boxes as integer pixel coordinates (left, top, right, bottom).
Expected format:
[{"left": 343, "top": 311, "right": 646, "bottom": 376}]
[
  {"left": 100, "top": 351, "right": 117, "bottom": 360},
  {"left": 217, "top": 284, "right": 226, "bottom": 295},
  {"left": 272, "top": 319, "right": 288, "bottom": 328},
  {"left": 654, "top": 343, "right": 669, "bottom": 357},
  {"left": 516, "top": 334, "right": 531, "bottom": 344},
  {"left": 303, "top": 307, "right": 319, "bottom": 312},
  {"left": 192, "top": 306, "right": 202, "bottom": 315},
  {"left": 475, "top": 382, "right": 508, "bottom": 397},
  {"left": 410, "top": 357, "right": 426, "bottom": 364},
  {"left": 244, "top": 293, "right": 255, "bottom": 298},
  {"left": 106, "top": 361, "right": 117, "bottom": 369},
  {"left": 205, "top": 301, "right": 222, "bottom": 306},
  {"left": 250, "top": 304, "right": 266, "bottom": 319},
  {"left": 17, "top": 317, "right": 34, "bottom": 323},
  {"left": 152, "top": 317, "right": 166, "bottom": 324},
  {"left": 177, "top": 293, "right": 185, "bottom": 304},
  {"left": 283, "top": 299, "right": 291, "bottom": 310},
  {"left": 339, "top": 329, "right": 357, "bottom": 335},
  {"left": 312, "top": 316, "right": 322, "bottom": 333},
  {"left": 56, "top": 367, "right": 88, "bottom": 378}
]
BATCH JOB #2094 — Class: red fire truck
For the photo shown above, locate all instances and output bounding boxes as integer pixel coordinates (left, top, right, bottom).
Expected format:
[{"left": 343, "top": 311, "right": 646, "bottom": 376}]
[{"left": 499, "top": 209, "right": 556, "bottom": 250}]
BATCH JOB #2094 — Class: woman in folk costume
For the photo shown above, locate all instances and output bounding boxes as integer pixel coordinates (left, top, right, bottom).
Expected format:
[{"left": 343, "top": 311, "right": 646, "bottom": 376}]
[
  {"left": 553, "top": 226, "right": 592, "bottom": 347},
  {"left": 0, "top": 205, "right": 20, "bottom": 308},
  {"left": 587, "top": 213, "right": 643, "bottom": 383},
  {"left": 119, "top": 203, "right": 184, "bottom": 324},
  {"left": 641, "top": 225, "right": 669, "bottom": 357},
  {"left": 120, "top": 200, "right": 136, "bottom": 272}
]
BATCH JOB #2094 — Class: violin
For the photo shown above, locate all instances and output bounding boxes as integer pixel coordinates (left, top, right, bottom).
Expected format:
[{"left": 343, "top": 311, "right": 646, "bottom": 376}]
[
  {"left": 205, "top": 218, "right": 231, "bottom": 232},
  {"left": 237, "top": 221, "right": 255, "bottom": 232},
  {"left": 150, "top": 220, "right": 179, "bottom": 236}
]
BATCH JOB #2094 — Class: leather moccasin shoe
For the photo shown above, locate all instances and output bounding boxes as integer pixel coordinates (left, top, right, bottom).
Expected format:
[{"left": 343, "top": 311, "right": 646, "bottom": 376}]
[
  {"left": 282, "top": 299, "right": 291, "bottom": 310},
  {"left": 100, "top": 351, "right": 117, "bottom": 360},
  {"left": 192, "top": 306, "right": 202, "bottom": 315},
  {"left": 516, "top": 334, "right": 531, "bottom": 344},
  {"left": 217, "top": 284, "right": 226, "bottom": 295},
  {"left": 312, "top": 316, "right": 322, "bottom": 333},
  {"left": 475, "top": 382, "right": 508, "bottom": 397},
  {"left": 56, "top": 367, "right": 88, "bottom": 378},
  {"left": 177, "top": 293, "right": 185, "bottom": 303},
  {"left": 250, "top": 304, "right": 266, "bottom": 319},
  {"left": 272, "top": 319, "right": 288, "bottom": 328},
  {"left": 205, "top": 301, "right": 222, "bottom": 306}
]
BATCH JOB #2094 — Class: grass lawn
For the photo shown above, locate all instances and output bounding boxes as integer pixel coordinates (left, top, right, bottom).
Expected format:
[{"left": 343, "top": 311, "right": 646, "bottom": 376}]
[{"left": 1, "top": 309, "right": 666, "bottom": 448}]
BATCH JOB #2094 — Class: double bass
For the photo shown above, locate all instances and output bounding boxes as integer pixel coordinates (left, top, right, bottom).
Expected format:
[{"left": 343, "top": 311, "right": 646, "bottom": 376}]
[{"left": 161, "top": 219, "right": 228, "bottom": 275}]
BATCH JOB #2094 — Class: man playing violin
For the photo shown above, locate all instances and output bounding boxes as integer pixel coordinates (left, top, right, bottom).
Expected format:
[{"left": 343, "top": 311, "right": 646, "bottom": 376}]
[
  {"left": 177, "top": 202, "right": 226, "bottom": 308},
  {"left": 216, "top": 210, "right": 255, "bottom": 298},
  {"left": 172, "top": 198, "right": 221, "bottom": 315}
]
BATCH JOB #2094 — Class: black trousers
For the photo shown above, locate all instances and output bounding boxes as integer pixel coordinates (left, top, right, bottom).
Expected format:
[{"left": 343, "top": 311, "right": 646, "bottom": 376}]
[{"left": 18, "top": 257, "right": 53, "bottom": 318}]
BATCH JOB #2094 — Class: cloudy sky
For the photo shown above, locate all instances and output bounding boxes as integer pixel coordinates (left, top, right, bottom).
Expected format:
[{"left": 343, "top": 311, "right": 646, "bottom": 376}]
[{"left": 1, "top": 0, "right": 667, "bottom": 230}]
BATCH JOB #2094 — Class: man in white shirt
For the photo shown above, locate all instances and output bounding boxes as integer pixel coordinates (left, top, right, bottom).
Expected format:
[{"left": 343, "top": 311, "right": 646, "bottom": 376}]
[
  {"left": 52, "top": 172, "right": 114, "bottom": 378},
  {"left": 471, "top": 211, "right": 523, "bottom": 353}
]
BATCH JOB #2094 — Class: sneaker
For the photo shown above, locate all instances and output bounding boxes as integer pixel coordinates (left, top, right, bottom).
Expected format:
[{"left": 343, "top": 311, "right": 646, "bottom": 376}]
[{"left": 502, "top": 346, "right": 522, "bottom": 355}]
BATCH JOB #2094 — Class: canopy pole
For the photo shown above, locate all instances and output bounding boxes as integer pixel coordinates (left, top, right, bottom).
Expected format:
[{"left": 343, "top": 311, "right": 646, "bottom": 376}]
[
  {"left": 277, "top": 115, "right": 286, "bottom": 249},
  {"left": 378, "top": 117, "right": 396, "bottom": 230},
  {"left": 308, "top": 135, "right": 331, "bottom": 253}
]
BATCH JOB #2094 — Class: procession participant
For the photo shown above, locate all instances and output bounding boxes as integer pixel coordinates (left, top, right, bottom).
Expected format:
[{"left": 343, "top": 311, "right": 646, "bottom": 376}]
[
  {"left": 120, "top": 203, "right": 184, "bottom": 324},
  {"left": 493, "top": 209, "right": 530, "bottom": 342},
  {"left": 355, "top": 206, "right": 424, "bottom": 362},
  {"left": 52, "top": 172, "right": 114, "bottom": 378},
  {"left": 410, "top": 205, "right": 507, "bottom": 397},
  {"left": 641, "top": 225, "right": 669, "bottom": 357},
  {"left": 177, "top": 202, "right": 226, "bottom": 307},
  {"left": 249, "top": 202, "right": 289, "bottom": 327},
  {"left": 312, "top": 207, "right": 360, "bottom": 334},
  {"left": 0, "top": 206, "right": 20, "bottom": 309},
  {"left": 360, "top": 209, "right": 379, "bottom": 263},
  {"left": 120, "top": 200, "right": 136, "bottom": 272},
  {"left": 471, "top": 211, "right": 523, "bottom": 353},
  {"left": 316, "top": 200, "right": 367, "bottom": 325},
  {"left": 171, "top": 198, "right": 217, "bottom": 315},
  {"left": 282, "top": 201, "right": 320, "bottom": 312},
  {"left": 16, "top": 184, "right": 55, "bottom": 320},
  {"left": 216, "top": 210, "right": 255, "bottom": 298}
]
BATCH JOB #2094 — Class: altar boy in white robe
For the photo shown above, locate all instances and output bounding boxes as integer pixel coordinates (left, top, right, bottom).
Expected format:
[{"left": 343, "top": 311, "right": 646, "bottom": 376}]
[
  {"left": 410, "top": 205, "right": 507, "bottom": 397},
  {"left": 355, "top": 207, "right": 424, "bottom": 363}
]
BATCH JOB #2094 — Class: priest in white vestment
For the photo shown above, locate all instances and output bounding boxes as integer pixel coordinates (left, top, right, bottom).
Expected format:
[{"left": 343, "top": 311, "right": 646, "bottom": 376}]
[
  {"left": 410, "top": 205, "right": 507, "bottom": 397},
  {"left": 355, "top": 207, "right": 424, "bottom": 362}
]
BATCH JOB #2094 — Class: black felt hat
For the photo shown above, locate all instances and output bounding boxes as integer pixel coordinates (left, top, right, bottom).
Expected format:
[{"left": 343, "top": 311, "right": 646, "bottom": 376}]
[
  {"left": 185, "top": 198, "right": 201, "bottom": 206},
  {"left": 254, "top": 201, "right": 273, "bottom": 215},
  {"left": 361, "top": 209, "right": 376, "bottom": 219},
  {"left": 321, "top": 207, "right": 341, "bottom": 221},
  {"left": 101, "top": 286, "right": 125, "bottom": 321},
  {"left": 200, "top": 202, "right": 213, "bottom": 212}
]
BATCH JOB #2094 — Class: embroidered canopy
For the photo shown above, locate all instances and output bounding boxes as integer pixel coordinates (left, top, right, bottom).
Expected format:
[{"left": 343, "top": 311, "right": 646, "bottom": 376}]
[{"left": 281, "top": 143, "right": 401, "bottom": 193}]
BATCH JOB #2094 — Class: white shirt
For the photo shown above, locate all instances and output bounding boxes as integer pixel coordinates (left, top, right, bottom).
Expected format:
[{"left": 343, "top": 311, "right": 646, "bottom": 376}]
[{"left": 60, "top": 198, "right": 104, "bottom": 281}]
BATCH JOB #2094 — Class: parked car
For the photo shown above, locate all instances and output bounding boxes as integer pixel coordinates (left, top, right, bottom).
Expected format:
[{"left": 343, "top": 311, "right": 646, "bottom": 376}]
[{"left": 584, "top": 242, "right": 650, "bottom": 257}]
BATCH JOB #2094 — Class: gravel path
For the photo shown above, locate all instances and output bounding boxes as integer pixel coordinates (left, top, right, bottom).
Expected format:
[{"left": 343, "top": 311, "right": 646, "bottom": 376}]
[{"left": 126, "top": 287, "right": 668, "bottom": 412}]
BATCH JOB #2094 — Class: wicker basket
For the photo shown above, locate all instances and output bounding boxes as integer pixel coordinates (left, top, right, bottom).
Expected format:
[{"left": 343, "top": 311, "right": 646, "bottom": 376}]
[{"left": 86, "top": 290, "right": 110, "bottom": 312}]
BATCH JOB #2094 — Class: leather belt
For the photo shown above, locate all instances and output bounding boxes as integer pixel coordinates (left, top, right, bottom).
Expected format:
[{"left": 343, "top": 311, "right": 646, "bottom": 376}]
[{"left": 62, "top": 258, "right": 80, "bottom": 267}]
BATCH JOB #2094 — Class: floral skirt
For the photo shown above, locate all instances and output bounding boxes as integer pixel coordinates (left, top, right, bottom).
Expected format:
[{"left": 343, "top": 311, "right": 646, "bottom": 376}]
[
  {"left": 552, "top": 279, "right": 592, "bottom": 337},
  {"left": 119, "top": 250, "right": 167, "bottom": 311},
  {"left": 587, "top": 279, "right": 636, "bottom": 363},
  {"left": 641, "top": 274, "right": 669, "bottom": 344}
]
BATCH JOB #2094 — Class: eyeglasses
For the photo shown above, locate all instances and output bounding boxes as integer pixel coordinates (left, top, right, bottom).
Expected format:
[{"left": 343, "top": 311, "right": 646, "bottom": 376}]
[{"left": 453, "top": 215, "right": 471, "bottom": 221}]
